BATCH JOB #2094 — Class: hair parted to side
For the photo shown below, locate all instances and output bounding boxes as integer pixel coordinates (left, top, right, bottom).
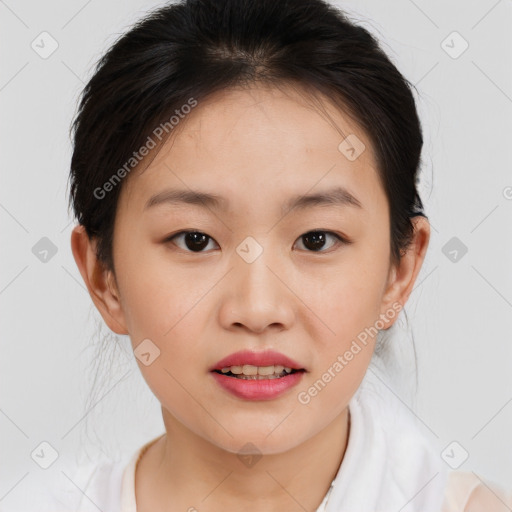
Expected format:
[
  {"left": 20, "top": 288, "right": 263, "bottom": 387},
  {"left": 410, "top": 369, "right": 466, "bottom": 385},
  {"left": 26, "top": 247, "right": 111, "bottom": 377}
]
[{"left": 67, "top": 0, "right": 427, "bottom": 276}]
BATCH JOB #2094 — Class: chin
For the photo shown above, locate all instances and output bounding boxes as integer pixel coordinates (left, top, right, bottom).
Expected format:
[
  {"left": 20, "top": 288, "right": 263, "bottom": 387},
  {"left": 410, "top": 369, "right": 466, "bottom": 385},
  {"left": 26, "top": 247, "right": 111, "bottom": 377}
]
[{"left": 206, "top": 425, "right": 306, "bottom": 457}]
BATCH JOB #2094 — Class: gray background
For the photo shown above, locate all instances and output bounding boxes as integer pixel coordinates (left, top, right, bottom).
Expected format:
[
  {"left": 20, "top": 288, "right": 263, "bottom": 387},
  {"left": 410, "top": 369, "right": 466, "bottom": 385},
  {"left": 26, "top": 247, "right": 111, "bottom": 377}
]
[{"left": 1, "top": 0, "right": 511, "bottom": 506}]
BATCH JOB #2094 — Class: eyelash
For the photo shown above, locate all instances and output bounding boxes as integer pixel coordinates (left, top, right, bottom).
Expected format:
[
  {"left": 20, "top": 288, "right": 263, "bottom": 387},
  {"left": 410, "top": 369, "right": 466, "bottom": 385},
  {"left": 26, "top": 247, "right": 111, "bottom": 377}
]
[{"left": 164, "top": 230, "right": 351, "bottom": 254}]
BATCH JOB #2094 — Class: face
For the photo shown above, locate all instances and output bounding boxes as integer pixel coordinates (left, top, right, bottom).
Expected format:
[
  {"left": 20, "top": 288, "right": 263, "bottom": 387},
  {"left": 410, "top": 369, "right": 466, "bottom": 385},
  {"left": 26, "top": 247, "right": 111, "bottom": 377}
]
[{"left": 85, "top": 84, "right": 411, "bottom": 455}]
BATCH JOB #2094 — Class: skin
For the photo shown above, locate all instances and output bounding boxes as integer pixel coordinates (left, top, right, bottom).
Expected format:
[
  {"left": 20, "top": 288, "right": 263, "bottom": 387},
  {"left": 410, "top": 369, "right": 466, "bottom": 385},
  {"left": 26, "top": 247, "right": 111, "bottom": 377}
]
[{"left": 71, "top": 83, "right": 430, "bottom": 511}]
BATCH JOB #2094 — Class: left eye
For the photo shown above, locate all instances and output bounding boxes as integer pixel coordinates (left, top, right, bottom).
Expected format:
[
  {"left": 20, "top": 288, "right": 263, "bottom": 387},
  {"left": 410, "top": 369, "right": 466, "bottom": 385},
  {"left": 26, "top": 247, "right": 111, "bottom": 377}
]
[{"left": 294, "top": 230, "right": 346, "bottom": 252}]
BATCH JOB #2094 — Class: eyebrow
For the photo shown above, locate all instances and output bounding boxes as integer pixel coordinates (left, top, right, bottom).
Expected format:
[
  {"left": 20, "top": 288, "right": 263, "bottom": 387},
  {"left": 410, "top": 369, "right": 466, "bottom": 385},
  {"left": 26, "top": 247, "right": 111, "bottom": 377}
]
[{"left": 143, "top": 186, "right": 362, "bottom": 213}]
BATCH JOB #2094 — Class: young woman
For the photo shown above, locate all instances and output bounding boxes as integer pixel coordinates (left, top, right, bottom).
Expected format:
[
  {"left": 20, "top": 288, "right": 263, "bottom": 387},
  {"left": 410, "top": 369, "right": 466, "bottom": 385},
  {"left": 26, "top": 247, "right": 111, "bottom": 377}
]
[{"left": 65, "top": 0, "right": 510, "bottom": 510}]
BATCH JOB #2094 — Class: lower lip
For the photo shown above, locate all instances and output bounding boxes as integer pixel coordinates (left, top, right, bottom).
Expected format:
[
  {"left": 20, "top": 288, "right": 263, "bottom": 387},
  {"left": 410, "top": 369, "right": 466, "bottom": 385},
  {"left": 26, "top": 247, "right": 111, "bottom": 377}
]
[{"left": 210, "top": 371, "right": 305, "bottom": 400}]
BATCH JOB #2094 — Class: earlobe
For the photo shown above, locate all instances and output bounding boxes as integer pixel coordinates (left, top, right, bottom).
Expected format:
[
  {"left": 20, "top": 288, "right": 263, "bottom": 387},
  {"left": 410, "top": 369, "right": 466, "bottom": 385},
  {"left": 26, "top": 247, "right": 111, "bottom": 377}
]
[
  {"left": 70, "top": 224, "right": 129, "bottom": 335},
  {"left": 379, "top": 216, "right": 431, "bottom": 329}
]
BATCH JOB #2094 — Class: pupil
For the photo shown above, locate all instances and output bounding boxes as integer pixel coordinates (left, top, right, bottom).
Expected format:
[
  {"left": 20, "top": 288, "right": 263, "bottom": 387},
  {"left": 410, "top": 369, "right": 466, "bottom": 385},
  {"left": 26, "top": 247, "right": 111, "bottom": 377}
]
[
  {"left": 303, "top": 231, "right": 326, "bottom": 251},
  {"left": 185, "top": 232, "right": 209, "bottom": 251}
]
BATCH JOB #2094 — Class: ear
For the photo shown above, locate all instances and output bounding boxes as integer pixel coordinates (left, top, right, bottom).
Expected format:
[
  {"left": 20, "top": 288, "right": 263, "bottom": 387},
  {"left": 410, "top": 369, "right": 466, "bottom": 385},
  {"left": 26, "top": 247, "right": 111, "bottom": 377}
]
[
  {"left": 379, "top": 216, "right": 430, "bottom": 329},
  {"left": 70, "top": 224, "right": 129, "bottom": 335}
]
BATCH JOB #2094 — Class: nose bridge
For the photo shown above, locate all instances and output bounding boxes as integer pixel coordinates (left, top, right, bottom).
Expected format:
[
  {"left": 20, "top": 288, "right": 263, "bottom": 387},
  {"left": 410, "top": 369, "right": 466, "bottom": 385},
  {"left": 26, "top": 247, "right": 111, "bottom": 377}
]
[
  {"left": 219, "top": 234, "right": 294, "bottom": 332},
  {"left": 234, "top": 234, "right": 281, "bottom": 301}
]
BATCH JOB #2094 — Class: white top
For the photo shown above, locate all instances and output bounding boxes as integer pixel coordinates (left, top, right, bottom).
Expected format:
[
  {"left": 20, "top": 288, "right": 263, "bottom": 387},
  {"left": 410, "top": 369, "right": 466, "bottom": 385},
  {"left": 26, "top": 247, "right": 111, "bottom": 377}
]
[{"left": 10, "top": 365, "right": 510, "bottom": 511}]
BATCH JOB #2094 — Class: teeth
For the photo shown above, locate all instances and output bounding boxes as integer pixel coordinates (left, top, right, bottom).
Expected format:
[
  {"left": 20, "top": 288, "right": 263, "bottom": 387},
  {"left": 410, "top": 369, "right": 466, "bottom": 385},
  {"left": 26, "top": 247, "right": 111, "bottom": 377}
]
[
  {"left": 219, "top": 364, "right": 296, "bottom": 376},
  {"left": 243, "top": 364, "right": 259, "bottom": 376}
]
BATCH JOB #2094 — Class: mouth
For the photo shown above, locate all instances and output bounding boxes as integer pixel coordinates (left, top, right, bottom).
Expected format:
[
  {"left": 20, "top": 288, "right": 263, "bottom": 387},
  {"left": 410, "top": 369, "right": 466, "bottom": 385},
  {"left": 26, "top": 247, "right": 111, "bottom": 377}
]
[
  {"left": 209, "top": 352, "right": 307, "bottom": 400},
  {"left": 209, "top": 349, "right": 307, "bottom": 379},
  {"left": 212, "top": 365, "right": 305, "bottom": 380}
]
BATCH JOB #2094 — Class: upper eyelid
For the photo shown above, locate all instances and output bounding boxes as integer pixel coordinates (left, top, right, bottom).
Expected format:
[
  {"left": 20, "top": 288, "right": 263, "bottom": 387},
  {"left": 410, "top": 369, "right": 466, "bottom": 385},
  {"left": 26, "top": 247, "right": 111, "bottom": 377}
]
[{"left": 167, "top": 229, "right": 342, "bottom": 241}]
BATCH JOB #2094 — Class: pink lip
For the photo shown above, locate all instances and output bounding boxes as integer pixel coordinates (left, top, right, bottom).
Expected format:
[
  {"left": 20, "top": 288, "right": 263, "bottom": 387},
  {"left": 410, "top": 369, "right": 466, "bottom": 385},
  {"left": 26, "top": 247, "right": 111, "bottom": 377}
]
[
  {"left": 209, "top": 349, "right": 306, "bottom": 401},
  {"left": 211, "top": 370, "right": 305, "bottom": 401},
  {"left": 210, "top": 349, "right": 305, "bottom": 371}
]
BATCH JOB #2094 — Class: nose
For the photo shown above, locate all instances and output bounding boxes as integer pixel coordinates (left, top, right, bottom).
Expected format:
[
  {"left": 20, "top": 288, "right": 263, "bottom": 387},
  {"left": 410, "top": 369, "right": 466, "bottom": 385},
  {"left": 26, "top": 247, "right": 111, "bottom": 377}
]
[{"left": 218, "top": 246, "right": 295, "bottom": 334}]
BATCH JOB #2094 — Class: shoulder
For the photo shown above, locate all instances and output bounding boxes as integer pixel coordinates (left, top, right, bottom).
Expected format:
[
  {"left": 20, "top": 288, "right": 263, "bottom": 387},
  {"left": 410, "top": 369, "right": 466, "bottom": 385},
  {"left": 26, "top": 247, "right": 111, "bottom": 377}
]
[
  {"left": 441, "top": 470, "right": 512, "bottom": 512},
  {"left": 48, "top": 458, "right": 126, "bottom": 511},
  {"left": 74, "top": 459, "right": 126, "bottom": 511},
  {"left": 71, "top": 435, "right": 162, "bottom": 511},
  {"left": 0, "top": 458, "right": 126, "bottom": 512}
]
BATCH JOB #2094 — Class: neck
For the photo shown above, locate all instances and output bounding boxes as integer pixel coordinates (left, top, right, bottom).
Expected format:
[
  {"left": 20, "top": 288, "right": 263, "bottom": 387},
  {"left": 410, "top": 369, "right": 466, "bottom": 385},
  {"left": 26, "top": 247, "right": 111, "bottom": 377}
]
[{"left": 135, "top": 407, "right": 350, "bottom": 512}]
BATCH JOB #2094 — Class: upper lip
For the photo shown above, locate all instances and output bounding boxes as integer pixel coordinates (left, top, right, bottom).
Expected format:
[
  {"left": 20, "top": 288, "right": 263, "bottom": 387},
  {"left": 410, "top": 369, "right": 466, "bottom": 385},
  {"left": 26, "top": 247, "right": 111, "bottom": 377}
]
[{"left": 210, "top": 349, "right": 306, "bottom": 371}]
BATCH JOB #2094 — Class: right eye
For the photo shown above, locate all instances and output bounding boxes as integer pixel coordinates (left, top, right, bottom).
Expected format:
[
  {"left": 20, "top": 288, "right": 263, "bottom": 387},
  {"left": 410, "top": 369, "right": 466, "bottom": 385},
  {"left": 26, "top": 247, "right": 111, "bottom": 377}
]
[{"left": 164, "top": 230, "right": 220, "bottom": 253}]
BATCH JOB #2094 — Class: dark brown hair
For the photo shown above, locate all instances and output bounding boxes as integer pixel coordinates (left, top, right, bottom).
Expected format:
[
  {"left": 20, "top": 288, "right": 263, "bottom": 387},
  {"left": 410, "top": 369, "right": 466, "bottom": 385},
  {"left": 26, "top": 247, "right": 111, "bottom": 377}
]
[{"left": 68, "top": 0, "right": 426, "bottom": 273}]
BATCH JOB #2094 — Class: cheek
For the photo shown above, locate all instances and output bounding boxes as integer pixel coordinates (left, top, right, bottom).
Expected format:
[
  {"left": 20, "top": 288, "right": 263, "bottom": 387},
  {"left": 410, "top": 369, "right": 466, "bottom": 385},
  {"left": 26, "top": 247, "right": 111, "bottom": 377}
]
[
  {"left": 117, "top": 251, "right": 214, "bottom": 399},
  {"left": 294, "top": 264, "right": 386, "bottom": 417},
  {"left": 306, "top": 280, "right": 381, "bottom": 386},
  {"left": 116, "top": 248, "right": 209, "bottom": 341},
  {"left": 308, "top": 253, "right": 389, "bottom": 347},
  {"left": 120, "top": 264, "right": 208, "bottom": 420}
]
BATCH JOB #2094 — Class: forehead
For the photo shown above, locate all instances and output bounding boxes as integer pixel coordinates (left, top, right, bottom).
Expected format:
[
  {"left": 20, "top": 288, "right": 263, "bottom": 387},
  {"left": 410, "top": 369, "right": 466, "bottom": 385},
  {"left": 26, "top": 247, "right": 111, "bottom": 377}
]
[{"left": 119, "top": 83, "right": 385, "bottom": 218}]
